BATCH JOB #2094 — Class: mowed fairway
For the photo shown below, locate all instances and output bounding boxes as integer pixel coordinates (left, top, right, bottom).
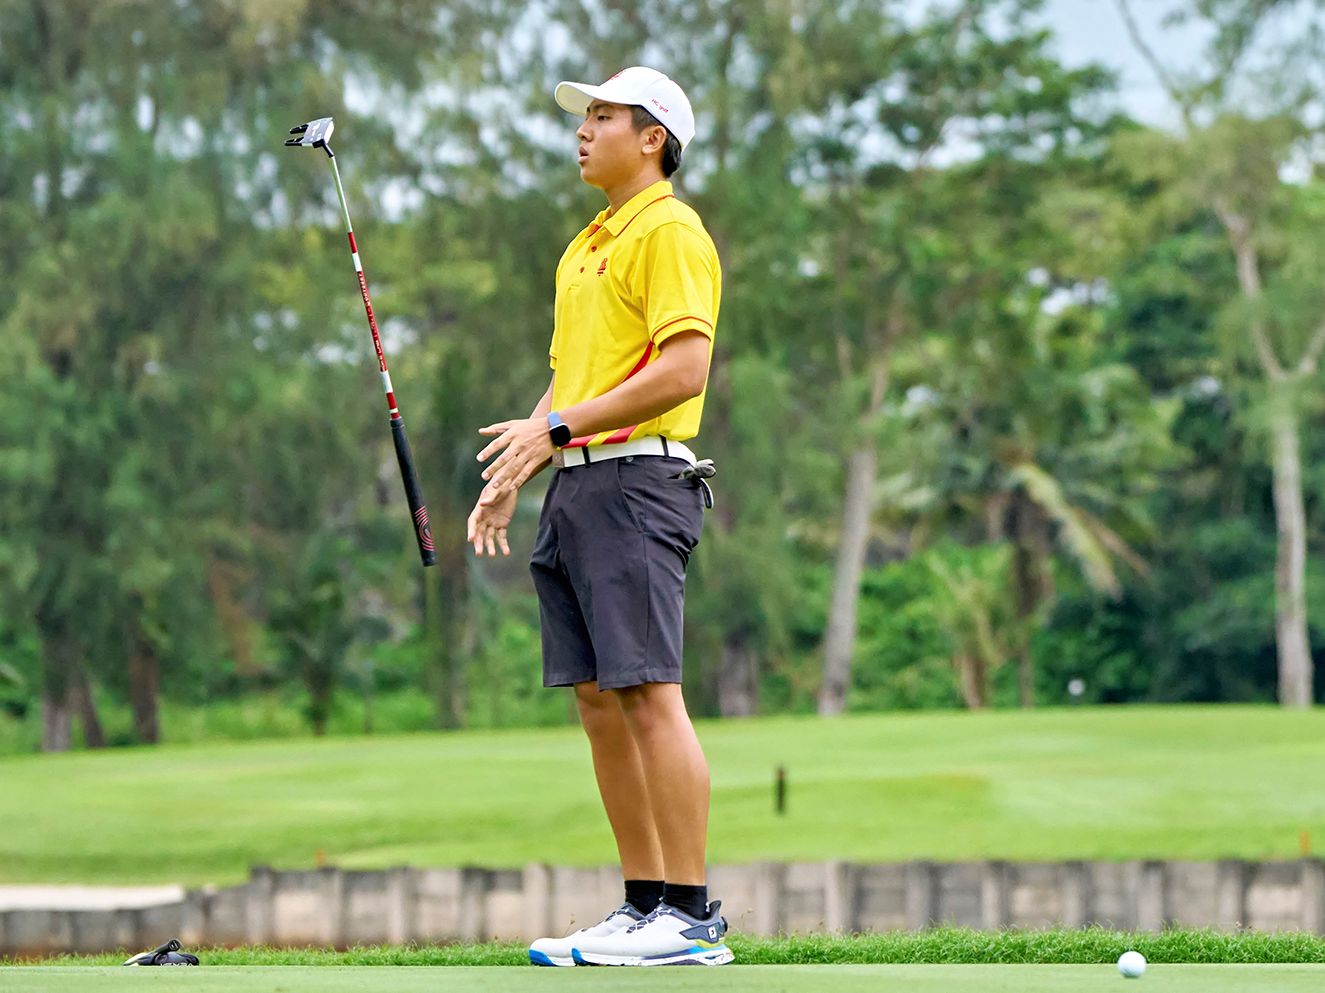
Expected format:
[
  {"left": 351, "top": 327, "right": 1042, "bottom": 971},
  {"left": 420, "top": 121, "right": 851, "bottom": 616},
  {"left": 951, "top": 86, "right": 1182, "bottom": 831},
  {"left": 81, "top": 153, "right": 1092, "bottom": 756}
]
[
  {"left": 4, "top": 965, "right": 1325, "bottom": 993},
  {"left": 2, "top": 705, "right": 1323, "bottom": 886}
]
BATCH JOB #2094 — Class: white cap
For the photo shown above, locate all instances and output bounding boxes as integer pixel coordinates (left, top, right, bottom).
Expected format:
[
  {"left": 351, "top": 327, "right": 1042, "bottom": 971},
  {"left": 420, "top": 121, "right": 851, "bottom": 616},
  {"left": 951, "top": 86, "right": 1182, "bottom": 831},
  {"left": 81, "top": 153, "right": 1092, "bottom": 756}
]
[{"left": 555, "top": 66, "right": 696, "bottom": 150}]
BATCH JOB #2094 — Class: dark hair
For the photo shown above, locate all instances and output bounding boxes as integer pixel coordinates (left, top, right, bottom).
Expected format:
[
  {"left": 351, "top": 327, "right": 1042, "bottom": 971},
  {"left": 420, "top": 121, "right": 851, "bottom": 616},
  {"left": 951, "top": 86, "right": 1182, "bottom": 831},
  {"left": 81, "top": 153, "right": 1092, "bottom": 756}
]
[{"left": 631, "top": 105, "right": 683, "bottom": 177}]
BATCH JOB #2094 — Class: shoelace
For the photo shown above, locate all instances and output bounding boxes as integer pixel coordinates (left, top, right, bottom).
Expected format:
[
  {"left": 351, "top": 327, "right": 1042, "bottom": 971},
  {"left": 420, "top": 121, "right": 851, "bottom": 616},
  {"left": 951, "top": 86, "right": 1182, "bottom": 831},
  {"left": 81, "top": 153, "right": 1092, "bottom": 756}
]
[{"left": 623, "top": 906, "right": 677, "bottom": 934}]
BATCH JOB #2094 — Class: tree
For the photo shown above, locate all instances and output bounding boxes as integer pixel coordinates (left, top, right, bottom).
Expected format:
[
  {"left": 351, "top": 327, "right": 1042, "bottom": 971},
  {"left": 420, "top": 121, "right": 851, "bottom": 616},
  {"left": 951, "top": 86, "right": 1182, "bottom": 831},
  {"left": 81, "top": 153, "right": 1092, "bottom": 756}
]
[
  {"left": 1116, "top": 0, "right": 1325, "bottom": 705},
  {"left": 810, "top": 0, "right": 1114, "bottom": 713},
  {"left": 0, "top": 0, "right": 453, "bottom": 748}
]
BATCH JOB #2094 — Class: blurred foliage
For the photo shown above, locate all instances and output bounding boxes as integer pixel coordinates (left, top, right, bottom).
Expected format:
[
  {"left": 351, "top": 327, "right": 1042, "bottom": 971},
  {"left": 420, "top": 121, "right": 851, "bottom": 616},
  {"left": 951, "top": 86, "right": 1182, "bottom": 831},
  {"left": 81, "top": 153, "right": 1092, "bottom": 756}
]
[{"left": 1, "top": 0, "right": 1324, "bottom": 753}]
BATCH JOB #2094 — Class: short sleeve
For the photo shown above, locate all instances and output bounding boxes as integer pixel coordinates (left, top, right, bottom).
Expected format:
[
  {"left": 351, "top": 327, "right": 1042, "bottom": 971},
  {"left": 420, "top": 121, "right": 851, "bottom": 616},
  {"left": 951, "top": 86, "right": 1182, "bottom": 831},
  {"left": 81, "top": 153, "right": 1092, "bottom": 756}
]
[{"left": 638, "top": 222, "right": 717, "bottom": 347}]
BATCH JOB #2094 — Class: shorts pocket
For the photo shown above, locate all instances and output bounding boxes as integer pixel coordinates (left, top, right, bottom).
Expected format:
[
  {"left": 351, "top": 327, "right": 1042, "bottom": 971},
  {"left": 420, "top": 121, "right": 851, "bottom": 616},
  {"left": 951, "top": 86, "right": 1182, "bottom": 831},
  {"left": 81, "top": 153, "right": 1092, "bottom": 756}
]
[{"left": 616, "top": 458, "right": 703, "bottom": 557}]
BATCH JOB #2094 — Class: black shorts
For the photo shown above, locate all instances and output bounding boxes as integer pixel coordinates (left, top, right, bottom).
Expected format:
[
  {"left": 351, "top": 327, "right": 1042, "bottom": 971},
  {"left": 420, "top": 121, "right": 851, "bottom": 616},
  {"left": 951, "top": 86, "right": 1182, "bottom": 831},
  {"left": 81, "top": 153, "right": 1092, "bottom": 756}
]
[{"left": 529, "top": 454, "right": 705, "bottom": 690}]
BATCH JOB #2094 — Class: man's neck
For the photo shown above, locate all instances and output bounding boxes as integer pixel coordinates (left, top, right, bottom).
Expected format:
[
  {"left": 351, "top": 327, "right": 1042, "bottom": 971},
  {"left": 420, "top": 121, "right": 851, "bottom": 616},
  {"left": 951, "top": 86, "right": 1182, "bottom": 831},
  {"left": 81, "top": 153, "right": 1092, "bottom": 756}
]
[{"left": 603, "top": 169, "right": 667, "bottom": 215}]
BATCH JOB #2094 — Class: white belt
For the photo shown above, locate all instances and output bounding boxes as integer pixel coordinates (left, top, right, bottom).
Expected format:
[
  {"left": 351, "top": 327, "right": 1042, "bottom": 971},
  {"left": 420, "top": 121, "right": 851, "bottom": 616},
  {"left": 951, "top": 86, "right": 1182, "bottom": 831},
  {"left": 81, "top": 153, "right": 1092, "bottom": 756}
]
[{"left": 553, "top": 436, "right": 696, "bottom": 469}]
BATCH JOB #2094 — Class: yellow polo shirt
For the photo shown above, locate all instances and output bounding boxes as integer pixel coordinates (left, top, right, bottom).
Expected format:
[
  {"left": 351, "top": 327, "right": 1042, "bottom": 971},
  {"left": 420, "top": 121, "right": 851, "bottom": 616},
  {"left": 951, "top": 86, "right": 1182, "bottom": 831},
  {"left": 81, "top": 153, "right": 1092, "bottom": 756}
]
[{"left": 549, "top": 181, "right": 720, "bottom": 446}]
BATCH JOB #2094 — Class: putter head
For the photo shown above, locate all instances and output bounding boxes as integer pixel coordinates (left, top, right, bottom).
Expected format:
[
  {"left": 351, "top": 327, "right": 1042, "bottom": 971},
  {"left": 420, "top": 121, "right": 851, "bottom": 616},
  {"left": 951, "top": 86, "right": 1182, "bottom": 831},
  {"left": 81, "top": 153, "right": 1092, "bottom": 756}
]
[{"left": 285, "top": 117, "right": 334, "bottom": 153}]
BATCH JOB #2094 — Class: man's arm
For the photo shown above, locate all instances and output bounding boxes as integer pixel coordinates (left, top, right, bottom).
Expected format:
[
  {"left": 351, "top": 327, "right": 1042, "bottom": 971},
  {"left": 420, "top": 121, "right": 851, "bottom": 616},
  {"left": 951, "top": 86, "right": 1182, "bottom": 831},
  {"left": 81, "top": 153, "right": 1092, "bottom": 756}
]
[
  {"left": 531, "top": 375, "right": 555, "bottom": 418},
  {"left": 476, "top": 331, "right": 710, "bottom": 493},
  {"left": 525, "top": 375, "right": 555, "bottom": 469},
  {"left": 554, "top": 330, "right": 709, "bottom": 439}
]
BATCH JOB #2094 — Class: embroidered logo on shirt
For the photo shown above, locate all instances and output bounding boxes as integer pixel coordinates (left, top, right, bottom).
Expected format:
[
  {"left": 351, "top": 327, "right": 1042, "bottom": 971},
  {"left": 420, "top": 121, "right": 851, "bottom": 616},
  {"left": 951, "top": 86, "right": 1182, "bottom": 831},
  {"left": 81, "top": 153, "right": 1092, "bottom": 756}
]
[{"left": 596, "top": 257, "right": 608, "bottom": 276}]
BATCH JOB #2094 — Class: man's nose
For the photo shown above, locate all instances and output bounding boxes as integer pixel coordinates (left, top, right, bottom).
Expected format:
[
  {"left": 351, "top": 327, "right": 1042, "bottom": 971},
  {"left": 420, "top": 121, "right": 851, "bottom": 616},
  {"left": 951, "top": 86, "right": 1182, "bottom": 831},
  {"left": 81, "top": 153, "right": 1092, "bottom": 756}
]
[{"left": 577, "top": 119, "right": 590, "bottom": 141}]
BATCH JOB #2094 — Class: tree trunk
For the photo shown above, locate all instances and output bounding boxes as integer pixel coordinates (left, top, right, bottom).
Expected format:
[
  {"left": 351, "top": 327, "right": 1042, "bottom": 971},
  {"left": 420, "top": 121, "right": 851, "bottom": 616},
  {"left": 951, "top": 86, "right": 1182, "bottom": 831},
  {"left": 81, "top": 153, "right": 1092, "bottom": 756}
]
[
  {"left": 305, "top": 655, "right": 332, "bottom": 736},
  {"left": 955, "top": 651, "right": 987, "bottom": 709},
  {"left": 1270, "top": 406, "right": 1314, "bottom": 707},
  {"left": 1218, "top": 207, "right": 1314, "bottom": 706},
  {"left": 39, "top": 626, "right": 76, "bottom": 752},
  {"left": 73, "top": 669, "right": 105, "bottom": 749},
  {"left": 41, "top": 693, "right": 72, "bottom": 752},
  {"left": 128, "top": 634, "right": 161, "bottom": 744},
  {"left": 1011, "top": 538, "right": 1037, "bottom": 709},
  {"left": 818, "top": 443, "right": 878, "bottom": 715},
  {"left": 426, "top": 547, "right": 467, "bottom": 730},
  {"left": 1008, "top": 493, "right": 1052, "bottom": 709},
  {"left": 718, "top": 632, "right": 757, "bottom": 717}
]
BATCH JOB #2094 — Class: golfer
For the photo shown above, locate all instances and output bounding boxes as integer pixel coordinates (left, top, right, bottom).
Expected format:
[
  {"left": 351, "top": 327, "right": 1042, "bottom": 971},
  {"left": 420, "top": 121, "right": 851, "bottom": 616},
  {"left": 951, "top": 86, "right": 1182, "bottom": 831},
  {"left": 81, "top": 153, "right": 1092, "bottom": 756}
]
[{"left": 466, "top": 67, "right": 728, "bottom": 967}]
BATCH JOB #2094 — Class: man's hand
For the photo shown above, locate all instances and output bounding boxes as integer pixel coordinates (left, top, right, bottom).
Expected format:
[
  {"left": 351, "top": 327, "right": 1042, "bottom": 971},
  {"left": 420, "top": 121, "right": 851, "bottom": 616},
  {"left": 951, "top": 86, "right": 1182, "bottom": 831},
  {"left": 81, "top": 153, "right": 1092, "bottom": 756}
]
[
  {"left": 467, "top": 482, "right": 518, "bottom": 557},
  {"left": 476, "top": 416, "right": 556, "bottom": 494}
]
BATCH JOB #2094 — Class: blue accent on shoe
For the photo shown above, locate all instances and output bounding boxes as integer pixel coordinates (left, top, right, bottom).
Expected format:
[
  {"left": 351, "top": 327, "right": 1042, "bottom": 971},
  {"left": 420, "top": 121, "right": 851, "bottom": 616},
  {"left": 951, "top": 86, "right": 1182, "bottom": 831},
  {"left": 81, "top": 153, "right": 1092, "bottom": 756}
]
[
  {"left": 529, "top": 950, "right": 557, "bottom": 967},
  {"left": 572, "top": 949, "right": 587, "bottom": 965}
]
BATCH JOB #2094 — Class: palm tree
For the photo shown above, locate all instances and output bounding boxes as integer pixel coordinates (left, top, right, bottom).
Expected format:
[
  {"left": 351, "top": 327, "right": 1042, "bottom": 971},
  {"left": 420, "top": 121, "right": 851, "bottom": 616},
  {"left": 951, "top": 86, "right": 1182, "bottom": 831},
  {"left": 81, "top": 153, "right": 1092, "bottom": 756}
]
[{"left": 930, "top": 302, "right": 1180, "bottom": 706}]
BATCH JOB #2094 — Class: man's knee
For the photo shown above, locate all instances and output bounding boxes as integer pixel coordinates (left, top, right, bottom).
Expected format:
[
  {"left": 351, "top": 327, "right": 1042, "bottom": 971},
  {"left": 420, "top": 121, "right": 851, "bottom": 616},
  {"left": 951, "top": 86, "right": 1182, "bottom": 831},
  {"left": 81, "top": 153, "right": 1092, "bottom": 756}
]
[
  {"left": 614, "top": 682, "right": 685, "bottom": 735},
  {"left": 574, "top": 682, "right": 622, "bottom": 735}
]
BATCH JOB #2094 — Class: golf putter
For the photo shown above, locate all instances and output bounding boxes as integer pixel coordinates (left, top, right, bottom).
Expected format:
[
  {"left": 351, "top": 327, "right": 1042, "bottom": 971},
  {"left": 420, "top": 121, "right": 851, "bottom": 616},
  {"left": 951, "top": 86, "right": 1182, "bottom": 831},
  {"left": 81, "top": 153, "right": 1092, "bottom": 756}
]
[{"left": 285, "top": 117, "right": 437, "bottom": 567}]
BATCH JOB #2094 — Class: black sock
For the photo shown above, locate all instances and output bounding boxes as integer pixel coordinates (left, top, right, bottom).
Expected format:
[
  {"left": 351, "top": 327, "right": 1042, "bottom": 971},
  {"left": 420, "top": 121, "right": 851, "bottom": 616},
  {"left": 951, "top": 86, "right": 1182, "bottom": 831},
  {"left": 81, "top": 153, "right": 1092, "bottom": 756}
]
[
  {"left": 662, "top": 882, "right": 708, "bottom": 919},
  {"left": 624, "top": 879, "right": 665, "bottom": 915}
]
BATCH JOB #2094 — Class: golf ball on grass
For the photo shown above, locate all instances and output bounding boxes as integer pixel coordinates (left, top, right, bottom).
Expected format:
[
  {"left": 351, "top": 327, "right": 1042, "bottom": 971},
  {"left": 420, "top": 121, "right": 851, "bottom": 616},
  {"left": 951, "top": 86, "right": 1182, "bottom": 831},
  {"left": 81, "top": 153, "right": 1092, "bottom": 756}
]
[{"left": 1117, "top": 950, "right": 1146, "bottom": 978}]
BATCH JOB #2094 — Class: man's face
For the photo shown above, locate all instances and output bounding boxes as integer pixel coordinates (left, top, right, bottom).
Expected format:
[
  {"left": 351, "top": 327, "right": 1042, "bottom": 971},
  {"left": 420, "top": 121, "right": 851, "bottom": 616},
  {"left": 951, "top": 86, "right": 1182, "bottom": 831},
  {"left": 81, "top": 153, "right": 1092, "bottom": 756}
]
[{"left": 576, "top": 100, "right": 659, "bottom": 189}]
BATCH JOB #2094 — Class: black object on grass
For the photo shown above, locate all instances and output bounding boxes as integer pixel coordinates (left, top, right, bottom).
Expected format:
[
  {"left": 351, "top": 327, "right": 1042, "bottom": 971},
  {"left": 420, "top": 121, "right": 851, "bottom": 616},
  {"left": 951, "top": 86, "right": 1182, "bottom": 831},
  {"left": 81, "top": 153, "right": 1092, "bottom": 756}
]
[
  {"left": 123, "top": 938, "right": 200, "bottom": 966},
  {"left": 775, "top": 765, "right": 786, "bottom": 815}
]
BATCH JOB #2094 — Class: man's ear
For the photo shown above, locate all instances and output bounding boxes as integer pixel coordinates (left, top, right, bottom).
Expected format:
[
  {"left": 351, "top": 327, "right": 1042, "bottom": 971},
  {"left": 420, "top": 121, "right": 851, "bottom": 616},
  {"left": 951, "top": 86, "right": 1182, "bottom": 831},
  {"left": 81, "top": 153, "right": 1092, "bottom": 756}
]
[{"left": 641, "top": 125, "right": 667, "bottom": 155}]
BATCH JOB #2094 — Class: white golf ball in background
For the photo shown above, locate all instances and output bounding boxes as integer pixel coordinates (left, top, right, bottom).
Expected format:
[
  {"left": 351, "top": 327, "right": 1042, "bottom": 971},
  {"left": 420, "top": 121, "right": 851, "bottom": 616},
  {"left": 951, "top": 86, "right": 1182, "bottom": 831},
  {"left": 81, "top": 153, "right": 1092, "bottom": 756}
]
[{"left": 1117, "top": 950, "right": 1147, "bottom": 978}]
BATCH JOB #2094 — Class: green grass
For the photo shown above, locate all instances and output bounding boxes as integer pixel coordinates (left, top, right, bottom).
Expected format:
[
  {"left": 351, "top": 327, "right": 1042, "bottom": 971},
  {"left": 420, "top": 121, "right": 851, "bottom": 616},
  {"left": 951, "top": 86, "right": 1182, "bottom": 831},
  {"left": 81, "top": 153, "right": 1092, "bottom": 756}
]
[
  {"left": 8, "top": 931, "right": 1325, "bottom": 993},
  {"left": 10, "top": 928, "right": 1325, "bottom": 966},
  {"left": 2, "top": 705, "right": 1324, "bottom": 886},
  {"left": 3, "top": 965, "right": 1324, "bottom": 993}
]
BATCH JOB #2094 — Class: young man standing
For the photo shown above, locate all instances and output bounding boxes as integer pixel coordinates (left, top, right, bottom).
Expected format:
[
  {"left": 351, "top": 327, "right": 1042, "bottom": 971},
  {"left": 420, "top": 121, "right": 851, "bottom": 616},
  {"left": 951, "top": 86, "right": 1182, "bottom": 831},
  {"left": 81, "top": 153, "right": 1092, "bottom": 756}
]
[{"left": 466, "top": 67, "right": 728, "bottom": 967}]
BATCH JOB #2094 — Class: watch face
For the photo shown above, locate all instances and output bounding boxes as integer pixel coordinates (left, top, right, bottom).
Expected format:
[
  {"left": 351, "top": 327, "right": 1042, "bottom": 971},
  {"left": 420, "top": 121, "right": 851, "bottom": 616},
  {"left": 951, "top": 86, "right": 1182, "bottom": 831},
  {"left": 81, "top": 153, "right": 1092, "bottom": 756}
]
[{"left": 551, "top": 424, "right": 573, "bottom": 447}]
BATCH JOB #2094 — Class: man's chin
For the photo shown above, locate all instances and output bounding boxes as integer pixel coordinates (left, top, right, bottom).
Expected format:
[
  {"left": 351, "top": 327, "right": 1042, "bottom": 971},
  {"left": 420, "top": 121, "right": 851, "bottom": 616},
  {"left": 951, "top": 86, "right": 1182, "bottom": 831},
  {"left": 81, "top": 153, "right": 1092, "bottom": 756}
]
[{"left": 578, "top": 165, "right": 607, "bottom": 189}]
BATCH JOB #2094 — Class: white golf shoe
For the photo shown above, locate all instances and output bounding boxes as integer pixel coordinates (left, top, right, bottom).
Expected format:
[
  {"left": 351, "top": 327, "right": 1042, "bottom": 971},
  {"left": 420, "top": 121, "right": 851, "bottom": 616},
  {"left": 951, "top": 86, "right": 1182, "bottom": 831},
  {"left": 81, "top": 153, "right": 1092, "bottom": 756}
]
[
  {"left": 571, "top": 901, "right": 733, "bottom": 966},
  {"left": 528, "top": 904, "right": 646, "bottom": 966}
]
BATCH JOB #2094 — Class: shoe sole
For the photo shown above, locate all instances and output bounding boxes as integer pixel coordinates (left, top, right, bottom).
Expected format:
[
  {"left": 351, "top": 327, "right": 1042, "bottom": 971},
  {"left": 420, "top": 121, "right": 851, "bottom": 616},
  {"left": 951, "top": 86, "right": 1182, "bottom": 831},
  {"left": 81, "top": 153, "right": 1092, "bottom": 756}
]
[
  {"left": 572, "top": 945, "right": 734, "bottom": 967},
  {"left": 529, "top": 950, "right": 574, "bottom": 967}
]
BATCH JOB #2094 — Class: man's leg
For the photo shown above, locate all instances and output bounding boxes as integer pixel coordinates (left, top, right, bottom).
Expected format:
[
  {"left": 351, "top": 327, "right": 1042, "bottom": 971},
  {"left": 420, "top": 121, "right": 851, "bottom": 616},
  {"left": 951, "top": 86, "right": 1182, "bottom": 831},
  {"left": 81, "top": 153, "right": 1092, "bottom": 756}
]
[
  {"left": 574, "top": 681, "right": 665, "bottom": 881},
  {"left": 568, "top": 680, "right": 730, "bottom": 965},
  {"left": 613, "top": 682, "right": 710, "bottom": 886}
]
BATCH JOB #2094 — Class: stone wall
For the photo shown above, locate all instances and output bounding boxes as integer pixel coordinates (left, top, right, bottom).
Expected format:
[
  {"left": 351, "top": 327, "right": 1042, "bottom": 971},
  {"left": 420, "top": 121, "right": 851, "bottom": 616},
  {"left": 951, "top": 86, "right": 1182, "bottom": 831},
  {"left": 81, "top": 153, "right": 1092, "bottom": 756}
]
[{"left": 2, "top": 859, "right": 1322, "bottom": 956}]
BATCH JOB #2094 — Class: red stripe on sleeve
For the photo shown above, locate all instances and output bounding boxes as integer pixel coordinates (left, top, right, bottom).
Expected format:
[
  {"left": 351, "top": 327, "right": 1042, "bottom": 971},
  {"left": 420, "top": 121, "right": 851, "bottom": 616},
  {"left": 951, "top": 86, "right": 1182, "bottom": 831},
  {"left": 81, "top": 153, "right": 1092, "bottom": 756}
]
[
  {"left": 651, "top": 315, "right": 713, "bottom": 339},
  {"left": 626, "top": 342, "right": 654, "bottom": 379},
  {"left": 560, "top": 342, "right": 655, "bottom": 450}
]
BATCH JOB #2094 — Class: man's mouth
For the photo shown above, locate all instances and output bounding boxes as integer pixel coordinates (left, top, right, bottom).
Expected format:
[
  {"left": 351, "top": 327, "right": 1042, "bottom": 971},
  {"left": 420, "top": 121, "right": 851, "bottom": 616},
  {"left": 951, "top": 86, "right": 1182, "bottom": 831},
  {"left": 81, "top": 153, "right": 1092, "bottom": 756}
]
[{"left": 578, "top": 145, "right": 589, "bottom": 163}]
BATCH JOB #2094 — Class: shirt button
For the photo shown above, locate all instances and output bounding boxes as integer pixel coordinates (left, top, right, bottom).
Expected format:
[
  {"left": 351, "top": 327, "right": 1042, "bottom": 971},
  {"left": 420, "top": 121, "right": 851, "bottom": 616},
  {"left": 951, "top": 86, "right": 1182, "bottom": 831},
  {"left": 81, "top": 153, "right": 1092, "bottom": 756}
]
[
  {"left": 590, "top": 246, "right": 598, "bottom": 252},
  {"left": 579, "top": 266, "right": 585, "bottom": 273}
]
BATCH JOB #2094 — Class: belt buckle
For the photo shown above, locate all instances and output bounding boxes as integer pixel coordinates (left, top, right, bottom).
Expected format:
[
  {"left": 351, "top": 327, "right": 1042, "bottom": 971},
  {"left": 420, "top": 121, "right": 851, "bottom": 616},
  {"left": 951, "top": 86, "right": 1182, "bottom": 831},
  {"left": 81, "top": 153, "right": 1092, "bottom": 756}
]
[{"left": 552, "top": 448, "right": 565, "bottom": 470}]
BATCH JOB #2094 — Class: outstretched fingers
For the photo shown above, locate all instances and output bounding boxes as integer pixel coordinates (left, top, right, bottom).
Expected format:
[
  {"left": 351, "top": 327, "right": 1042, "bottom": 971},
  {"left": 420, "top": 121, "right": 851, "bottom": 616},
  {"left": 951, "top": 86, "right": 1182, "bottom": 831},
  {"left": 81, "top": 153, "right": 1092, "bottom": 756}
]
[{"left": 476, "top": 422, "right": 517, "bottom": 464}]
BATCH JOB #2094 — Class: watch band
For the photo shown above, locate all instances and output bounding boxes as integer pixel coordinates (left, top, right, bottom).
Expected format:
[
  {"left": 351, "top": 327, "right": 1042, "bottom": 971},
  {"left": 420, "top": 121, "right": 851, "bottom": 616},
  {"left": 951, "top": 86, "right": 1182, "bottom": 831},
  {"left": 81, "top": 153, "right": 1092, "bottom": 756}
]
[{"left": 547, "top": 411, "right": 572, "bottom": 448}]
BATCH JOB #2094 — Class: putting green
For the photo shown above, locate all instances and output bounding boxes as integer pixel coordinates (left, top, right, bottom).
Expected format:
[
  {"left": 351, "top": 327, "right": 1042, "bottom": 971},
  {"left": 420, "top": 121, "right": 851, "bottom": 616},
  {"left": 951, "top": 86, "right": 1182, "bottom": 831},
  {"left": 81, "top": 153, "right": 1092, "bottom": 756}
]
[{"left": 4, "top": 966, "right": 1325, "bottom": 992}]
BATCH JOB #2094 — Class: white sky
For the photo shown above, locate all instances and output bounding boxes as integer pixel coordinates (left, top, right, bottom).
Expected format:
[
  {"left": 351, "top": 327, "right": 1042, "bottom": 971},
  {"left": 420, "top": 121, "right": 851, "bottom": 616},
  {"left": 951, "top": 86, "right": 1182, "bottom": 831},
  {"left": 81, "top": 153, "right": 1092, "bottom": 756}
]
[
  {"left": 1038, "top": 0, "right": 1324, "bottom": 127},
  {"left": 1038, "top": 0, "right": 1207, "bottom": 126}
]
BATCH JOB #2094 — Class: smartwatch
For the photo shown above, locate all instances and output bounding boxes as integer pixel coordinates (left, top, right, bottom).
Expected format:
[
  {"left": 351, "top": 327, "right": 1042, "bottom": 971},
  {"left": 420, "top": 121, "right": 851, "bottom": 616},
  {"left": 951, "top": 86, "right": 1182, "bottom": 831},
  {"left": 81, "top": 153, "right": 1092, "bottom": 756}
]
[{"left": 547, "top": 411, "right": 572, "bottom": 448}]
